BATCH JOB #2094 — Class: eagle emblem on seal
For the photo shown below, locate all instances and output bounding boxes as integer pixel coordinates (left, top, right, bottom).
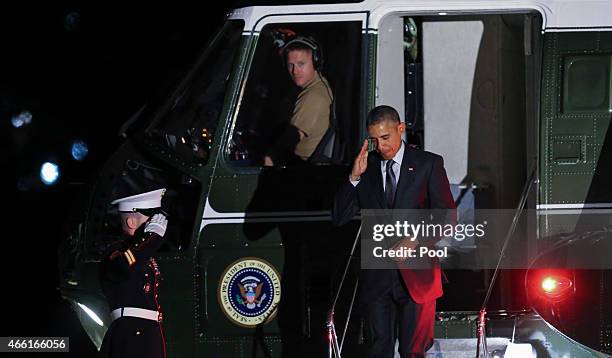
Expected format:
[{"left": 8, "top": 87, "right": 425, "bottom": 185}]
[{"left": 236, "top": 277, "right": 267, "bottom": 309}]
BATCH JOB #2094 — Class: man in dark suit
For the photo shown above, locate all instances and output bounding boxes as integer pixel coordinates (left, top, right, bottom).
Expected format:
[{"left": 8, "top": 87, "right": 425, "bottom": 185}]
[{"left": 333, "top": 105, "right": 455, "bottom": 357}]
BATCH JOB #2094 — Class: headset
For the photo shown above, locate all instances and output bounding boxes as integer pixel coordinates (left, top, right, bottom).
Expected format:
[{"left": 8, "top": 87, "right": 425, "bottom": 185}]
[{"left": 281, "top": 36, "right": 324, "bottom": 71}]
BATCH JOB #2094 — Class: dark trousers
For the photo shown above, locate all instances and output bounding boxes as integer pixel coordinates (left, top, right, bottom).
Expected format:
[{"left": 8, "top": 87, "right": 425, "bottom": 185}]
[
  {"left": 100, "top": 317, "right": 165, "bottom": 358},
  {"left": 361, "top": 270, "right": 435, "bottom": 358}
]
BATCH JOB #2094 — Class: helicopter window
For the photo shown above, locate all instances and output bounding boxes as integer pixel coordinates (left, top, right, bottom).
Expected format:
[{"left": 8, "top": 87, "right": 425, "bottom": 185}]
[
  {"left": 87, "top": 154, "right": 201, "bottom": 255},
  {"left": 149, "top": 20, "right": 244, "bottom": 165},
  {"left": 226, "top": 21, "right": 362, "bottom": 167},
  {"left": 561, "top": 54, "right": 611, "bottom": 113}
]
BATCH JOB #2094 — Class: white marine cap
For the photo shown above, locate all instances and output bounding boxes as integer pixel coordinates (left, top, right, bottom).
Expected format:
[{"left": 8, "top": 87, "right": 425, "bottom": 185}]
[{"left": 111, "top": 188, "right": 166, "bottom": 212}]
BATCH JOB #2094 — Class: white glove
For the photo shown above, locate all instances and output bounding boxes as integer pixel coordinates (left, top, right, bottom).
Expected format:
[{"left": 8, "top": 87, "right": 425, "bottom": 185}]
[{"left": 144, "top": 213, "right": 168, "bottom": 237}]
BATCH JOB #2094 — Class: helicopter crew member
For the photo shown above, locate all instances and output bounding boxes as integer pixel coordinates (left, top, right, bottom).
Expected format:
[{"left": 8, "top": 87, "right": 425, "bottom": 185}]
[
  {"left": 99, "top": 188, "right": 168, "bottom": 358},
  {"left": 264, "top": 35, "right": 333, "bottom": 166}
]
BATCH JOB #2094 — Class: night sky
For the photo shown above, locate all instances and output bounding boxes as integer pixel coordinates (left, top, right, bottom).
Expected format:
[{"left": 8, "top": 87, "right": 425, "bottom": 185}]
[{"left": 5, "top": 1, "right": 243, "bottom": 355}]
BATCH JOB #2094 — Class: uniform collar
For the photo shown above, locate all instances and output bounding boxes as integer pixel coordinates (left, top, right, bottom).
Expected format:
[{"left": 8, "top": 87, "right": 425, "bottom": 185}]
[{"left": 302, "top": 71, "right": 322, "bottom": 90}]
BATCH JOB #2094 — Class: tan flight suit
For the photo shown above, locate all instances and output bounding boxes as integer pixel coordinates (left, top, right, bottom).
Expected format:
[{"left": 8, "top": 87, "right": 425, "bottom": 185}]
[{"left": 291, "top": 72, "right": 333, "bottom": 160}]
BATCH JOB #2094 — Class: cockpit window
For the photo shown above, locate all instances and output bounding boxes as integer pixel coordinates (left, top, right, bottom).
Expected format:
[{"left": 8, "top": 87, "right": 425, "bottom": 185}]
[
  {"left": 226, "top": 21, "right": 362, "bottom": 167},
  {"left": 149, "top": 20, "right": 244, "bottom": 164}
]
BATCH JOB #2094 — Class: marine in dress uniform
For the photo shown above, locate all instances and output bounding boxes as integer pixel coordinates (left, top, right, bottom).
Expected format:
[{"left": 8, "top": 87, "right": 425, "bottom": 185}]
[{"left": 99, "top": 188, "right": 168, "bottom": 358}]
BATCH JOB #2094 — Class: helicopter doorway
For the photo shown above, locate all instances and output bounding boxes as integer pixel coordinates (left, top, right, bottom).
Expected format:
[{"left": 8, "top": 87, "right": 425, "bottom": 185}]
[{"left": 375, "top": 12, "right": 542, "bottom": 312}]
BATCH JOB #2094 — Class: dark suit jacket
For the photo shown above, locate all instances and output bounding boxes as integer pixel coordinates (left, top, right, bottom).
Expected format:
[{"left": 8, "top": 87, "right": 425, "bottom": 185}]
[{"left": 333, "top": 147, "right": 455, "bottom": 303}]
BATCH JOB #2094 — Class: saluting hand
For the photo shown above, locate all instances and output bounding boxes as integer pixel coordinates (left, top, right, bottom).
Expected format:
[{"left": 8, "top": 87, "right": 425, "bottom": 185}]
[
  {"left": 144, "top": 213, "right": 168, "bottom": 237},
  {"left": 350, "top": 139, "right": 369, "bottom": 181}
]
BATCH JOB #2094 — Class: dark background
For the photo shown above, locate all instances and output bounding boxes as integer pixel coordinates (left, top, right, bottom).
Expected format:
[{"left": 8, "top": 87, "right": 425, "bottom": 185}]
[{"left": 4, "top": 1, "right": 245, "bottom": 355}]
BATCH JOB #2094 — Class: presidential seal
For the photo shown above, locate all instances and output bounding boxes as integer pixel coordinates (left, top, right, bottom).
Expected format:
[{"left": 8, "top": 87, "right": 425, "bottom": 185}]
[{"left": 218, "top": 257, "right": 281, "bottom": 327}]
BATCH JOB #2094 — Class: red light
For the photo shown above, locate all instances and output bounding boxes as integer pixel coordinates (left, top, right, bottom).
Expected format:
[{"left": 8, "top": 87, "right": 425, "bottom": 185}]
[
  {"left": 541, "top": 277, "right": 557, "bottom": 293},
  {"left": 538, "top": 274, "right": 573, "bottom": 301}
]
